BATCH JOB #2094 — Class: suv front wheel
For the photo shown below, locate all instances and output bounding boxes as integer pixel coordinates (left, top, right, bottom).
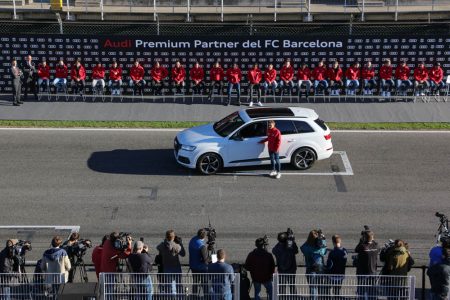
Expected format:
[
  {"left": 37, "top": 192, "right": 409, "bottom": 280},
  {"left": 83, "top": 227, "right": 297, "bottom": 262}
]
[
  {"left": 291, "top": 147, "right": 316, "bottom": 170},
  {"left": 197, "top": 152, "right": 223, "bottom": 175}
]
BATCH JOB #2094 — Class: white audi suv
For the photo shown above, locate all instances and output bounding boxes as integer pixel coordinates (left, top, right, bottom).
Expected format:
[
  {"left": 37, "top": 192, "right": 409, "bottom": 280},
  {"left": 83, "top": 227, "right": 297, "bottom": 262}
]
[{"left": 174, "top": 107, "right": 333, "bottom": 175}]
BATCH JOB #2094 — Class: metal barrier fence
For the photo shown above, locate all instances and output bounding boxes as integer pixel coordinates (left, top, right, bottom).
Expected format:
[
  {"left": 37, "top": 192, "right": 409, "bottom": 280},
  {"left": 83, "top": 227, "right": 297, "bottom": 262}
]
[
  {"left": 99, "top": 272, "right": 240, "bottom": 300},
  {"left": 0, "top": 273, "right": 65, "bottom": 300},
  {"left": 275, "top": 274, "right": 416, "bottom": 300}
]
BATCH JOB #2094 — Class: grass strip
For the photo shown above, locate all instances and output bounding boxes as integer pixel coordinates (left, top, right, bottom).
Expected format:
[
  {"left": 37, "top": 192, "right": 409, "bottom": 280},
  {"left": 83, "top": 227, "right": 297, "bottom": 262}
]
[{"left": 0, "top": 120, "right": 449, "bottom": 130}]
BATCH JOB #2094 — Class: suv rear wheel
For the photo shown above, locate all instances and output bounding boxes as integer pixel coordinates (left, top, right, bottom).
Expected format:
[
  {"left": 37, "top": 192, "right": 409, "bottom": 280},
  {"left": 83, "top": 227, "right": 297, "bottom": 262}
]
[
  {"left": 197, "top": 152, "right": 222, "bottom": 175},
  {"left": 291, "top": 147, "right": 316, "bottom": 170}
]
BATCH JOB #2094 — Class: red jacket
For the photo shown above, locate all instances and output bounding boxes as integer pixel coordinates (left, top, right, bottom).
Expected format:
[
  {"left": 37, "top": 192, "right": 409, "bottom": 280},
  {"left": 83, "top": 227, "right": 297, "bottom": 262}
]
[
  {"left": 91, "top": 245, "right": 102, "bottom": 279},
  {"left": 130, "top": 65, "right": 145, "bottom": 81},
  {"left": 312, "top": 66, "right": 327, "bottom": 81},
  {"left": 345, "top": 66, "right": 360, "bottom": 80},
  {"left": 92, "top": 66, "right": 105, "bottom": 80},
  {"left": 55, "top": 65, "right": 68, "bottom": 79},
  {"left": 190, "top": 66, "right": 204, "bottom": 82},
  {"left": 38, "top": 64, "right": 50, "bottom": 79},
  {"left": 414, "top": 67, "right": 428, "bottom": 81},
  {"left": 109, "top": 67, "right": 122, "bottom": 81},
  {"left": 264, "top": 68, "right": 277, "bottom": 83},
  {"left": 71, "top": 65, "right": 86, "bottom": 80},
  {"left": 297, "top": 67, "right": 311, "bottom": 81},
  {"left": 395, "top": 65, "right": 410, "bottom": 80},
  {"left": 248, "top": 68, "right": 262, "bottom": 84},
  {"left": 171, "top": 66, "right": 186, "bottom": 83},
  {"left": 210, "top": 67, "right": 224, "bottom": 81},
  {"left": 280, "top": 66, "right": 294, "bottom": 82},
  {"left": 429, "top": 67, "right": 444, "bottom": 83},
  {"left": 361, "top": 67, "right": 375, "bottom": 80},
  {"left": 379, "top": 65, "right": 393, "bottom": 80},
  {"left": 150, "top": 66, "right": 168, "bottom": 82},
  {"left": 327, "top": 67, "right": 343, "bottom": 81},
  {"left": 226, "top": 67, "right": 242, "bottom": 84},
  {"left": 261, "top": 127, "right": 281, "bottom": 153},
  {"left": 99, "top": 239, "right": 131, "bottom": 273}
]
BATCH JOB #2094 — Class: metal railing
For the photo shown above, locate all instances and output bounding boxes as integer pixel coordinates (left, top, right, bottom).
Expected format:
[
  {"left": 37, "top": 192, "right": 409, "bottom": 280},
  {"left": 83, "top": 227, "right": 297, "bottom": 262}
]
[
  {"left": 0, "top": 273, "right": 65, "bottom": 300},
  {"left": 100, "top": 272, "right": 240, "bottom": 300}
]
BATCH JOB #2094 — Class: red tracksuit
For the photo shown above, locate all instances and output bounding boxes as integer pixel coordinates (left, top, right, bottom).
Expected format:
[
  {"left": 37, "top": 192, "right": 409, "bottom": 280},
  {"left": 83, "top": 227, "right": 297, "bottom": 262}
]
[
  {"left": 414, "top": 67, "right": 428, "bottom": 82},
  {"left": 210, "top": 67, "right": 224, "bottom": 81},
  {"left": 261, "top": 127, "right": 281, "bottom": 153},
  {"left": 226, "top": 67, "right": 242, "bottom": 84},
  {"left": 429, "top": 67, "right": 444, "bottom": 83},
  {"left": 109, "top": 67, "right": 122, "bottom": 80},
  {"left": 312, "top": 66, "right": 327, "bottom": 80},
  {"left": 171, "top": 66, "right": 186, "bottom": 83},
  {"left": 248, "top": 68, "right": 262, "bottom": 84},
  {"left": 130, "top": 65, "right": 145, "bottom": 81},
  {"left": 297, "top": 67, "right": 311, "bottom": 80},
  {"left": 99, "top": 239, "right": 131, "bottom": 273},
  {"left": 92, "top": 66, "right": 105, "bottom": 79},
  {"left": 361, "top": 67, "right": 375, "bottom": 80},
  {"left": 345, "top": 67, "right": 360, "bottom": 80},
  {"left": 327, "top": 67, "right": 343, "bottom": 81},
  {"left": 71, "top": 65, "right": 86, "bottom": 80},
  {"left": 280, "top": 66, "right": 294, "bottom": 82},
  {"left": 264, "top": 68, "right": 277, "bottom": 83},
  {"left": 190, "top": 66, "right": 204, "bottom": 83},
  {"left": 38, "top": 65, "right": 50, "bottom": 79},
  {"left": 395, "top": 65, "right": 410, "bottom": 80},
  {"left": 150, "top": 66, "right": 168, "bottom": 82},
  {"left": 379, "top": 66, "right": 393, "bottom": 80},
  {"left": 55, "top": 65, "right": 68, "bottom": 79}
]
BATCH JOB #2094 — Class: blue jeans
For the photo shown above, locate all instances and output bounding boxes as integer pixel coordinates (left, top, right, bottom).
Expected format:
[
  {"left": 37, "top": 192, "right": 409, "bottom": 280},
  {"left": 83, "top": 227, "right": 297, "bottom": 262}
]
[
  {"left": 381, "top": 79, "right": 394, "bottom": 92},
  {"left": 363, "top": 79, "right": 376, "bottom": 90},
  {"left": 396, "top": 79, "right": 412, "bottom": 92},
  {"left": 346, "top": 79, "right": 360, "bottom": 91},
  {"left": 279, "top": 80, "right": 294, "bottom": 94},
  {"left": 263, "top": 81, "right": 278, "bottom": 94},
  {"left": 132, "top": 274, "right": 153, "bottom": 300},
  {"left": 227, "top": 83, "right": 241, "bottom": 100},
  {"left": 430, "top": 80, "right": 445, "bottom": 92},
  {"left": 269, "top": 151, "right": 281, "bottom": 173},
  {"left": 254, "top": 281, "right": 273, "bottom": 300},
  {"left": 314, "top": 80, "right": 328, "bottom": 93}
]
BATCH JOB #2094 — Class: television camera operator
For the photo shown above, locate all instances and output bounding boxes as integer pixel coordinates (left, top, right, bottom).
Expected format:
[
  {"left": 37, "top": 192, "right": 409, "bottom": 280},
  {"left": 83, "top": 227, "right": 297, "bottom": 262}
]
[
  {"left": 272, "top": 228, "right": 299, "bottom": 295},
  {"left": 300, "top": 229, "right": 327, "bottom": 298},
  {"left": 62, "top": 232, "right": 92, "bottom": 283},
  {"left": 100, "top": 232, "right": 132, "bottom": 273},
  {"left": 0, "top": 239, "right": 31, "bottom": 297},
  {"left": 430, "top": 212, "right": 450, "bottom": 267},
  {"left": 245, "top": 236, "right": 275, "bottom": 300},
  {"left": 189, "top": 229, "right": 210, "bottom": 297}
]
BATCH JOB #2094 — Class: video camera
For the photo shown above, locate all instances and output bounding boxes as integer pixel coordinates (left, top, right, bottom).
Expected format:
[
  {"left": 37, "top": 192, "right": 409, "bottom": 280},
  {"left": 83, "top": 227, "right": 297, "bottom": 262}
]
[
  {"left": 67, "top": 239, "right": 92, "bottom": 259},
  {"left": 9, "top": 240, "right": 32, "bottom": 271},
  {"left": 203, "top": 219, "right": 217, "bottom": 252},
  {"left": 379, "top": 239, "right": 395, "bottom": 263},
  {"left": 435, "top": 212, "right": 450, "bottom": 245},
  {"left": 113, "top": 232, "right": 132, "bottom": 251},
  {"left": 316, "top": 229, "right": 326, "bottom": 248}
]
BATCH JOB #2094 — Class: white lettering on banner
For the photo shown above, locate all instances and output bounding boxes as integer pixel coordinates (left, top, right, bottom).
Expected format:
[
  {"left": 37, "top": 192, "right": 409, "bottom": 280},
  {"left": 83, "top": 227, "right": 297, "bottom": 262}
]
[
  {"left": 242, "top": 40, "right": 261, "bottom": 48},
  {"left": 135, "top": 40, "right": 191, "bottom": 49},
  {"left": 283, "top": 40, "right": 343, "bottom": 48}
]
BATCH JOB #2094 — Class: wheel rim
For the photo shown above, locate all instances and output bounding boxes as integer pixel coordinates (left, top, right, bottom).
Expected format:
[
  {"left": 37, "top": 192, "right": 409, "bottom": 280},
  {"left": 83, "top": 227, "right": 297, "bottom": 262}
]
[
  {"left": 294, "top": 149, "right": 315, "bottom": 169},
  {"left": 200, "top": 154, "right": 220, "bottom": 174}
]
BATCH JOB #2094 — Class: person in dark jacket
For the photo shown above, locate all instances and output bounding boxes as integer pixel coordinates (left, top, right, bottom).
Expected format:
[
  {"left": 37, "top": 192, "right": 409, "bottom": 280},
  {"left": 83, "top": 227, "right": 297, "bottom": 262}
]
[
  {"left": 245, "top": 237, "right": 276, "bottom": 300},
  {"left": 22, "top": 55, "right": 38, "bottom": 101},
  {"left": 189, "top": 229, "right": 209, "bottom": 297},
  {"left": 208, "top": 249, "right": 235, "bottom": 300},
  {"left": 11, "top": 59, "right": 23, "bottom": 106},
  {"left": 272, "top": 230, "right": 299, "bottom": 297},
  {"left": 428, "top": 247, "right": 450, "bottom": 300},
  {"left": 127, "top": 241, "right": 154, "bottom": 300},
  {"left": 326, "top": 235, "right": 348, "bottom": 297},
  {"left": 355, "top": 230, "right": 379, "bottom": 300},
  {"left": 0, "top": 240, "right": 17, "bottom": 298}
]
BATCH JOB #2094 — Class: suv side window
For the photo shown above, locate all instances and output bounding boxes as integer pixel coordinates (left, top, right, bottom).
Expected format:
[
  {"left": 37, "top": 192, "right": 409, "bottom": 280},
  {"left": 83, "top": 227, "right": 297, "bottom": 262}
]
[
  {"left": 238, "top": 121, "right": 267, "bottom": 138},
  {"left": 293, "top": 121, "right": 315, "bottom": 133},
  {"left": 275, "top": 120, "right": 297, "bottom": 135}
]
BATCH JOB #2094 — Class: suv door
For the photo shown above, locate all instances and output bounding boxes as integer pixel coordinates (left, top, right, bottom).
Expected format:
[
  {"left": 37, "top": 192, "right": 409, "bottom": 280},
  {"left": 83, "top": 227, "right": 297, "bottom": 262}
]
[
  {"left": 226, "top": 121, "right": 268, "bottom": 166},
  {"left": 274, "top": 120, "right": 301, "bottom": 159}
]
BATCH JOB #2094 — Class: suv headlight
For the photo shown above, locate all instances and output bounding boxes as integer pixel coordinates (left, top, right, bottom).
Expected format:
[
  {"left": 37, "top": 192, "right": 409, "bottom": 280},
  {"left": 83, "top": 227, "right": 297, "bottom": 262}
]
[{"left": 181, "top": 145, "right": 196, "bottom": 151}]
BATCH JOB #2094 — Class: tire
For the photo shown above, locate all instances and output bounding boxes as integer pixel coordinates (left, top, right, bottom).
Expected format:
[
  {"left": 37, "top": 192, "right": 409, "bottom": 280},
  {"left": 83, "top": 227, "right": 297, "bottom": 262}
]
[
  {"left": 197, "top": 152, "right": 222, "bottom": 175},
  {"left": 291, "top": 147, "right": 316, "bottom": 170}
]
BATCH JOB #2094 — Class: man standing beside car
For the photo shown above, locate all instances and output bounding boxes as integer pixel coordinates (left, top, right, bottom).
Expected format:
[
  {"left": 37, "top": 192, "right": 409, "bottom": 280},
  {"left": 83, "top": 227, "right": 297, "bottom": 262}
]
[{"left": 259, "top": 120, "right": 282, "bottom": 179}]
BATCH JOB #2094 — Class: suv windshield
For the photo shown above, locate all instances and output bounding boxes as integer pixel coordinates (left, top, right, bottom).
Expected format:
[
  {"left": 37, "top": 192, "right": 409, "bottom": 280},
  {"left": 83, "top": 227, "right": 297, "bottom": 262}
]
[{"left": 213, "top": 112, "right": 245, "bottom": 137}]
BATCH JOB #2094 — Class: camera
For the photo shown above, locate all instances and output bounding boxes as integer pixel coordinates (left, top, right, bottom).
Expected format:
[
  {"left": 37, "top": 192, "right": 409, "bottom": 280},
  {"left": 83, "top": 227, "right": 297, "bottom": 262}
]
[
  {"left": 174, "top": 236, "right": 182, "bottom": 244},
  {"left": 204, "top": 221, "right": 217, "bottom": 252},
  {"left": 278, "top": 228, "right": 295, "bottom": 248},
  {"left": 9, "top": 240, "right": 32, "bottom": 271},
  {"left": 256, "top": 235, "right": 269, "bottom": 249},
  {"left": 316, "top": 229, "right": 326, "bottom": 248},
  {"left": 66, "top": 239, "right": 92, "bottom": 259},
  {"left": 359, "top": 225, "right": 371, "bottom": 243},
  {"left": 113, "top": 232, "right": 132, "bottom": 251},
  {"left": 379, "top": 239, "right": 395, "bottom": 262},
  {"left": 435, "top": 212, "right": 450, "bottom": 245}
]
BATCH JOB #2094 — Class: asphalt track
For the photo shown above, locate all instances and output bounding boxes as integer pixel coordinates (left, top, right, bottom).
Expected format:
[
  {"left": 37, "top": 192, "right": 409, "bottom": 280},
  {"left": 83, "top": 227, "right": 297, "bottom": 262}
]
[{"left": 0, "top": 129, "right": 449, "bottom": 268}]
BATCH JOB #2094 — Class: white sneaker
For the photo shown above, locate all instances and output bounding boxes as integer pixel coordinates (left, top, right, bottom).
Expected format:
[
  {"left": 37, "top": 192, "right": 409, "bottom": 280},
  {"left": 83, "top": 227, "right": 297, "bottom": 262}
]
[
  {"left": 420, "top": 92, "right": 425, "bottom": 96},
  {"left": 276, "top": 173, "right": 281, "bottom": 179},
  {"left": 249, "top": 101, "right": 253, "bottom": 107},
  {"left": 269, "top": 171, "right": 277, "bottom": 177},
  {"left": 256, "top": 101, "right": 263, "bottom": 107}
]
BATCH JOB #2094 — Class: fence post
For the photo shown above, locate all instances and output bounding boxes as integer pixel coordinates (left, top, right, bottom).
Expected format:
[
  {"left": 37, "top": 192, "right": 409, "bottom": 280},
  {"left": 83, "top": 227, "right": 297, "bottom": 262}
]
[
  {"left": 307, "top": 0, "right": 311, "bottom": 20},
  {"left": 272, "top": 273, "right": 278, "bottom": 300},
  {"left": 361, "top": 0, "right": 365, "bottom": 21},
  {"left": 12, "top": 0, "right": 18, "bottom": 19},
  {"left": 220, "top": 0, "right": 223, "bottom": 22},
  {"left": 234, "top": 273, "right": 240, "bottom": 300},
  {"left": 66, "top": 0, "right": 71, "bottom": 20},
  {"left": 410, "top": 275, "right": 416, "bottom": 300},
  {"left": 153, "top": 0, "right": 156, "bottom": 21},
  {"left": 421, "top": 266, "right": 427, "bottom": 300},
  {"left": 274, "top": 0, "right": 277, "bottom": 22},
  {"left": 100, "top": 0, "right": 104, "bottom": 20},
  {"left": 187, "top": 0, "right": 190, "bottom": 22},
  {"left": 394, "top": 0, "right": 398, "bottom": 21}
]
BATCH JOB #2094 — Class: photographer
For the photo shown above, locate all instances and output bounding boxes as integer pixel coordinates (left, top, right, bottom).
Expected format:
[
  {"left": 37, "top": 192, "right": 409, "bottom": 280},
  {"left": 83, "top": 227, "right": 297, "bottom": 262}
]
[
  {"left": 100, "top": 232, "right": 132, "bottom": 273},
  {"left": 272, "top": 229, "right": 299, "bottom": 296},
  {"left": 189, "top": 229, "right": 209, "bottom": 297},
  {"left": 156, "top": 230, "right": 185, "bottom": 296},
  {"left": 300, "top": 230, "right": 327, "bottom": 300},
  {"left": 0, "top": 240, "right": 17, "bottom": 298},
  {"left": 62, "top": 232, "right": 80, "bottom": 283},
  {"left": 428, "top": 247, "right": 450, "bottom": 300},
  {"left": 127, "top": 241, "right": 154, "bottom": 300},
  {"left": 245, "top": 237, "right": 275, "bottom": 300},
  {"left": 326, "top": 235, "right": 348, "bottom": 297},
  {"left": 355, "top": 230, "right": 379, "bottom": 300}
]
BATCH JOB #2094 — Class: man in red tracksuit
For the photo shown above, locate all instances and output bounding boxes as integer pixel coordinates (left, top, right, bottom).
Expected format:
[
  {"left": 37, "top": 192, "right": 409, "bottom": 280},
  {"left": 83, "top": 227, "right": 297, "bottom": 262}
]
[
  {"left": 92, "top": 61, "right": 105, "bottom": 92},
  {"left": 226, "top": 63, "right": 242, "bottom": 106},
  {"left": 190, "top": 61, "right": 205, "bottom": 95},
  {"left": 247, "top": 63, "right": 263, "bottom": 107},
  {"left": 429, "top": 62, "right": 445, "bottom": 96},
  {"left": 171, "top": 60, "right": 186, "bottom": 95},
  {"left": 259, "top": 120, "right": 282, "bottom": 179},
  {"left": 129, "top": 60, "right": 146, "bottom": 95},
  {"left": 327, "top": 61, "right": 343, "bottom": 96},
  {"left": 361, "top": 61, "right": 376, "bottom": 95},
  {"left": 311, "top": 61, "right": 328, "bottom": 94},
  {"left": 413, "top": 61, "right": 429, "bottom": 96},
  {"left": 208, "top": 61, "right": 225, "bottom": 101},
  {"left": 345, "top": 62, "right": 360, "bottom": 95},
  {"left": 263, "top": 64, "right": 277, "bottom": 96},
  {"left": 395, "top": 60, "right": 411, "bottom": 96},
  {"left": 279, "top": 60, "right": 294, "bottom": 96},
  {"left": 70, "top": 58, "right": 86, "bottom": 96},
  {"left": 109, "top": 61, "right": 123, "bottom": 95},
  {"left": 37, "top": 60, "right": 50, "bottom": 92},
  {"left": 150, "top": 61, "right": 168, "bottom": 95},
  {"left": 53, "top": 59, "right": 68, "bottom": 92},
  {"left": 297, "top": 63, "right": 312, "bottom": 99},
  {"left": 379, "top": 59, "right": 394, "bottom": 97}
]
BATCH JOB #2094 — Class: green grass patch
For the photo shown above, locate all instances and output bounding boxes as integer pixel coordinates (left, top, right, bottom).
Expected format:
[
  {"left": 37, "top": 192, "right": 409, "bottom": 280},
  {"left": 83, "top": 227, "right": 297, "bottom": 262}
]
[{"left": 0, "top": 120, "right": 449, "bottom": 130}]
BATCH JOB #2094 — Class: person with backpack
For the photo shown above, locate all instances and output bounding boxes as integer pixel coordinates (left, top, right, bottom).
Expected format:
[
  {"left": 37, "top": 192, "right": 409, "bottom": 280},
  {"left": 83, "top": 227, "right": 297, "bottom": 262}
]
[{"left": 300, "top": 230, "right": 328, "bottom": 300}]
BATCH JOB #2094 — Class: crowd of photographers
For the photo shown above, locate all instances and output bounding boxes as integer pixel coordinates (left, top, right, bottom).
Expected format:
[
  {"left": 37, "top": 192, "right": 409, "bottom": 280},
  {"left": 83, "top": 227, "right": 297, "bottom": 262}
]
[{"left": 0, "top": 221, "right": 449, "bottom": 300}]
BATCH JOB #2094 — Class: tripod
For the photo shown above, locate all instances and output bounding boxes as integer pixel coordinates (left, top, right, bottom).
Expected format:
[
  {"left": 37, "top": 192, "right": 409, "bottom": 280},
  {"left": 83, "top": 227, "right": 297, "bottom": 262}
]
[
  {"left": 435, "top": 212, "right": 449, "bottom": 244},
  {"left": 71, "top": 256, "right": 88, "bottom": 283}
]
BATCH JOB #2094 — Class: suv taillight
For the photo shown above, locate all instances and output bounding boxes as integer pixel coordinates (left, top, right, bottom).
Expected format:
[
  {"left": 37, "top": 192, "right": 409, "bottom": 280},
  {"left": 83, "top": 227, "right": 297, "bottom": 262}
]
[{"left": 324, "top": 134, "right": 332, "bottom": 140}]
